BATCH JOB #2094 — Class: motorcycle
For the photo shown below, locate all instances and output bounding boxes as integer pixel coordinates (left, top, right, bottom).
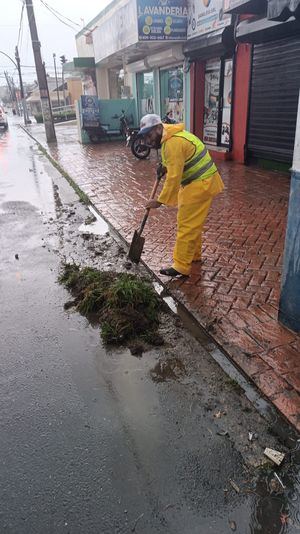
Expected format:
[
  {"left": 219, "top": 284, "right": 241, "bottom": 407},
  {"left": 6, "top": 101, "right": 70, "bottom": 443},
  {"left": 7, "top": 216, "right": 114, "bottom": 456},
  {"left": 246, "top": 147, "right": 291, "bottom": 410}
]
[
  {"left": 118, "top": 110, "right": 151, "bottom": 160},
  {"left": 127, "top": 111, "right": 178, "bottom": 160}
]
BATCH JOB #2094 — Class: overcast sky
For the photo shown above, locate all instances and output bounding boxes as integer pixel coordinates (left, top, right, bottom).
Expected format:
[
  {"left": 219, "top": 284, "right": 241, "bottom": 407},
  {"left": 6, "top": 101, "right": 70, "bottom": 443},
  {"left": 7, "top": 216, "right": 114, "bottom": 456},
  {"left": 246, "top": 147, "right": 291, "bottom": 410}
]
[{"left": 0, "top": 0, "right": 111, "bottom": 84}]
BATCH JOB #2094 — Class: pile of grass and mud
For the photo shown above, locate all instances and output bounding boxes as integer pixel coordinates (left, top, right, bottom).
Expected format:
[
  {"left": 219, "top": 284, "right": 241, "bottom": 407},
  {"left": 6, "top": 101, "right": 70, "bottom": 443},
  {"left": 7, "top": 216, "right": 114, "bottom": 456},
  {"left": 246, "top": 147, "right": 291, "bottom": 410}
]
[{"left": 59, "top": 264, "right": 165, "bottom": 349}]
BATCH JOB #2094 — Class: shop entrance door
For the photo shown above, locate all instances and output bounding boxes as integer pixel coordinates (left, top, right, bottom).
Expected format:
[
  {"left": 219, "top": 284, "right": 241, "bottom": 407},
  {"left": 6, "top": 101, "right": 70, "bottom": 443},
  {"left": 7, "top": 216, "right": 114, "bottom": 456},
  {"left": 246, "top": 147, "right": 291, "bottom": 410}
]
[
  {"left": 247, "top": 36, "right": 300, "bottom": 165},
  {"left": 136, "top": 71, "right": 155, "bottom": 120},
  {"left": 203, "top": 58, "right": 233, "bottom": 148},
  {"left": 160, "top": 66, "right": 184, "bottom": 122}
]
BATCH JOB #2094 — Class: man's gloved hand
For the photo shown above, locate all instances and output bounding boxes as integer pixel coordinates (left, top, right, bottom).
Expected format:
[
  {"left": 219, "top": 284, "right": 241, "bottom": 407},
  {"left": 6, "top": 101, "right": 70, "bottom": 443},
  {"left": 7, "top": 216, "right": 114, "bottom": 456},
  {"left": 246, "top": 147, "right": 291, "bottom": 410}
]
[{"left": 156, "top": 163, "right": 166, "bottom": 180}]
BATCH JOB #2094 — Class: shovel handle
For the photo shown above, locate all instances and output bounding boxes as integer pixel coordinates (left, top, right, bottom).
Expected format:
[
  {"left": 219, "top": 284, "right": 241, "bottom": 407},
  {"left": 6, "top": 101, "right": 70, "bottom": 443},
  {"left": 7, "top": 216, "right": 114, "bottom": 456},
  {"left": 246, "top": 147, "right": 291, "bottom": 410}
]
[{"left": 138, "top": 177, "right": 161, "bottom": 235}]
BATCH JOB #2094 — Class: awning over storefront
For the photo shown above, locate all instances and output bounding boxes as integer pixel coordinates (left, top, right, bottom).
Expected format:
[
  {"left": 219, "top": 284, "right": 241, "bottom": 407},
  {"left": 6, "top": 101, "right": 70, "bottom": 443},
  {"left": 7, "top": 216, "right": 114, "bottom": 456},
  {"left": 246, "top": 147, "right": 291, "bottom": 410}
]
[
  {"left": 236, "top": 15, "right": 300, "bottom": 43},
  {"left": 127, "top": 45, "right": 184, "bottom": 72},
  {"left": 267, "top": 0, "right": 300, "bottom": 20},
  {"left": 73, "top": 57, "right": 96, "bottom": 69},
  {"left": 225, "top": 0, "right": 300, "bottom": 18},
  {"left": 183, "top": 27, "right": 234, "bottom": 61},
  {"left": 224, "top": 0, "right": 266, "bottom": 15}
]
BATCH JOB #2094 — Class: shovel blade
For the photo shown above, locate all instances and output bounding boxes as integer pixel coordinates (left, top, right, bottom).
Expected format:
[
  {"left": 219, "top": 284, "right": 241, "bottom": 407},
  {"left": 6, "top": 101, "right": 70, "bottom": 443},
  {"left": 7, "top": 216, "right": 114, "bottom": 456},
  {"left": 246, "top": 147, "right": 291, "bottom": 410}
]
[{"left": 128, "top": 231, "right": 145, "bottom": 263}]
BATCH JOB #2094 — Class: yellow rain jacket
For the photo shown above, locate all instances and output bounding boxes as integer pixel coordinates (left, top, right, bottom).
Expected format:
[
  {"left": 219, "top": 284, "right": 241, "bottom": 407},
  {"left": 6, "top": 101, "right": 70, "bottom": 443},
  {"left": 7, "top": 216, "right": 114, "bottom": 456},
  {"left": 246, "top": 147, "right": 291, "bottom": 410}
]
[{"left": 158, "top": 123, "right": 224, "bottom": 275}]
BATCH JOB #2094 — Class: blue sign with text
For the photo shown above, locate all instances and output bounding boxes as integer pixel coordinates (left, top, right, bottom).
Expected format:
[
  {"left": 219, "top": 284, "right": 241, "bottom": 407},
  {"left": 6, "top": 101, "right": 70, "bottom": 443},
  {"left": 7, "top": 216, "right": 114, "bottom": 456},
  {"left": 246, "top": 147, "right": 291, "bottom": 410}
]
[
  {"left": 81, "top": 95, "right": 101, "bottom": 128},
  {"left": 137, "top": 0, "right": 187, "bottom": 41}
]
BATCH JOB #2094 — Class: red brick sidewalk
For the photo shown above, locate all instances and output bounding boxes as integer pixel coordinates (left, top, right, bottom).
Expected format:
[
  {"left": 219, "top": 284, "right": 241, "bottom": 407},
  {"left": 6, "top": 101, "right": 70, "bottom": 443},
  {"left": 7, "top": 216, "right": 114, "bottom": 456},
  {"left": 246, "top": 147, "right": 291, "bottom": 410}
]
[{"left": 28, "top": 123, "right": 300, "bottom": 431}]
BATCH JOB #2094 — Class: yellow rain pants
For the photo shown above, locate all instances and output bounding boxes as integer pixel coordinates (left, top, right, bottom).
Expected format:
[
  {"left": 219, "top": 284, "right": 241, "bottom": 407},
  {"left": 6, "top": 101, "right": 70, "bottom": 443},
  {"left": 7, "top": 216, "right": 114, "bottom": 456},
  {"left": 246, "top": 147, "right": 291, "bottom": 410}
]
[
  {"left": 173, "top": 172, "right": 224, "bottom": 275},
  {"left": 157, "top": 124, "right": 224, "bottom": 276}
]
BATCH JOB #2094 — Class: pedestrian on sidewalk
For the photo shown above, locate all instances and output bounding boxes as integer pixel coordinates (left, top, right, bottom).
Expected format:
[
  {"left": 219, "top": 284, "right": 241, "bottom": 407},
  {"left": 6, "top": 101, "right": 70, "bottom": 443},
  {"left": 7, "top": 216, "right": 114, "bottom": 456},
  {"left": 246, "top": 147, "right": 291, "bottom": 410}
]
[{"left": 139, "top": 114, "right": 224, "bottom": 277}]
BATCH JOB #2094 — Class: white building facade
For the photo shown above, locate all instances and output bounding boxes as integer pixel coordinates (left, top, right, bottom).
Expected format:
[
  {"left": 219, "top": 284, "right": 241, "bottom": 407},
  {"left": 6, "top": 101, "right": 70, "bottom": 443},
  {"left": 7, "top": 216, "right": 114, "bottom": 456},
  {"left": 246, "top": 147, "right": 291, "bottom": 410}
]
[{"left": 75, "top": 0, "right": 190, "bottom": 127}]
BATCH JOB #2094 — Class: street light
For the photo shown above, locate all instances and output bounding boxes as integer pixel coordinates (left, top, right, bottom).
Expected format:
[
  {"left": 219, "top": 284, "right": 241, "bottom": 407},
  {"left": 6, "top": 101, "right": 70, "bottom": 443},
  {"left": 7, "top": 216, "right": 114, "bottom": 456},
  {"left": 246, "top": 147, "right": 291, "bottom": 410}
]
[
  {"left": 15, "top": 46, "right": 30, "bottom": 124},
  {"left": 0, "top": 51, "right": 18, "bottom": 112},
  {"left": 0, "top": 50, "right": 17, "bottom": 68},
  {"left": 60, "top": 55, "right": 67, "bottom": 108},
  {"left": 53, "top": 53, "right": 60, "bottom": 108}
]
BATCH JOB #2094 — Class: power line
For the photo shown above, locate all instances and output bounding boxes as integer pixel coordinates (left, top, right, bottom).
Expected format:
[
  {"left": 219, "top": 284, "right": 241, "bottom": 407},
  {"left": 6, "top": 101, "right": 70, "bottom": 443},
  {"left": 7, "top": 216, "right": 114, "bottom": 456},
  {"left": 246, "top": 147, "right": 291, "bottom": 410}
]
[
  {"left": 17, "top": 1, "right": 25, "bottom": 49},
  {"left": 40, "top": 0, "right": 80, "bottom": 27},
  {"left": 25, "top": 0, "right": 56, "bottom": 141},
  {"left": 0, "top": 64, "right": 57, "bottom": 68},
  {"left": 39, "top": 0, "right": 80, "bottom": 30}
]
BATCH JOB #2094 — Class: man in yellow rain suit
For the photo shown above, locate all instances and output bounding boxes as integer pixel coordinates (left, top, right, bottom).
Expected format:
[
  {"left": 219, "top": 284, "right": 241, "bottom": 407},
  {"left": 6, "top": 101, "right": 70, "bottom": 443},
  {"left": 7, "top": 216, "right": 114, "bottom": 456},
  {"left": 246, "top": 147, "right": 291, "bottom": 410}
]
[{"left": 138, "top": 114, "right": 224, "bottom": 277}]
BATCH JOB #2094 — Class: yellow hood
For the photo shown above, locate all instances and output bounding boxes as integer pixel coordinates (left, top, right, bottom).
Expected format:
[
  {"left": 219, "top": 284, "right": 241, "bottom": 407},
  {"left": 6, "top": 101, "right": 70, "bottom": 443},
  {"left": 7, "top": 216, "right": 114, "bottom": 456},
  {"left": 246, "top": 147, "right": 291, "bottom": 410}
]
[{"left": 162, "top": 123, "right": 185, "bottom": 142}]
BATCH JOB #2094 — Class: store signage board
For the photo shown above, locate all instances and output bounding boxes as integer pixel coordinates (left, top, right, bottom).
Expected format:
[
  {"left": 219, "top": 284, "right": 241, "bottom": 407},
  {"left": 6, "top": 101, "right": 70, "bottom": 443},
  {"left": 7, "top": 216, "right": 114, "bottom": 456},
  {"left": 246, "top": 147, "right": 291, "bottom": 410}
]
[
  {"left": 137, "top": 0, "right": 188, "bottom": 41},
  {"left": 203, "top": 59, "right": 220, "bottom": 145},
  {"left": 187, "top": 0, "right": 231, "bottom": 39},
  {"left": 81, "top": 95, "right": 101, "bottom": 129}
]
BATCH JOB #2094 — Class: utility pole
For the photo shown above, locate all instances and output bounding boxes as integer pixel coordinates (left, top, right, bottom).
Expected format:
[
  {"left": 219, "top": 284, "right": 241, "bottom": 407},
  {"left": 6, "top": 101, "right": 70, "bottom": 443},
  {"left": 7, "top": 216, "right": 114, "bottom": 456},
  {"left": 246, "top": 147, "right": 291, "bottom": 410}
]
[
  {"left": 10, "top": 76, "right": 20, "bottom": 115},
  {"left": 279, "top": 90, "right": 300, "bottom": 333},
  {"left": 4, "top": 71, "right": 17, "bottom": 115},
  {"left": 1, "top": 51, "right": 20, "bottom": 115},
  {"left": 4, "top": 71, "right": 14, "bottom": 106},
  {"left": 60, "top": 55, "right": 67, "bottom": 121},
  {"left": 60, "top": 55, "right": 67, "bottom": 107},
  {"left": 15, "top": 46, "right": 30, "bottom": 125},
  {"left": 25, "top": 0, "right": 56, "bottom": 142},
  {"left": 53, "top": 53, "right": 60, "bottom": 108}
]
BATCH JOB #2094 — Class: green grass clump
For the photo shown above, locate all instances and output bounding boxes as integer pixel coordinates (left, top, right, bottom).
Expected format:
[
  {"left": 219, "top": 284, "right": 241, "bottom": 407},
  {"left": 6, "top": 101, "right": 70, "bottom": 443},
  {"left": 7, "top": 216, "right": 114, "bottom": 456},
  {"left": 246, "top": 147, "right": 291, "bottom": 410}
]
[
  {"left": 59, "top": 265, "right": 162, "bottom": 346},
  {"left": 58, "top": 263, "right": 80, "bottom": 289},
  {"left": 77, "top": 287, "right": 105, "bottom": 315},
  {"left": 107, "top": 274, "right": 159, "bottom": 321}
]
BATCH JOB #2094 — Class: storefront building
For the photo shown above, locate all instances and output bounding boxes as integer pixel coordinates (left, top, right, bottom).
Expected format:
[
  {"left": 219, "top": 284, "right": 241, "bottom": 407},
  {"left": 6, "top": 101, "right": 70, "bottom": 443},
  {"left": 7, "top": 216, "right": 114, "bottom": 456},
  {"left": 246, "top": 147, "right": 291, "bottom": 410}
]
[
  {"left": 75, "top": 0, "right": 189, "bottom": 126},
  {"left": 74, "top": 0, "right": 300, "bottom": 166},
  {"left": 228, "top": 0, "right": 300, "bottom": 167},
  {"left": 187, "top": 0, "right": 300, "bottom": 166},
  {"left": 126, "top": 45, "right": 187, "bottom": 123},
  {"left": 185, "top": 0, "right": 236, "bottom": 160}
]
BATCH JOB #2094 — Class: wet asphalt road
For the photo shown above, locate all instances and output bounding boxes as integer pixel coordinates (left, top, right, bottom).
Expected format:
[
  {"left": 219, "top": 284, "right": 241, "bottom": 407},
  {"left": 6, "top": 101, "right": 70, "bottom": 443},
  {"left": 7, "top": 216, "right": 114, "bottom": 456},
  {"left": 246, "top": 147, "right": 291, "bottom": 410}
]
[{"left": 1, "top": 123, "right": 300, "bottom": 534}]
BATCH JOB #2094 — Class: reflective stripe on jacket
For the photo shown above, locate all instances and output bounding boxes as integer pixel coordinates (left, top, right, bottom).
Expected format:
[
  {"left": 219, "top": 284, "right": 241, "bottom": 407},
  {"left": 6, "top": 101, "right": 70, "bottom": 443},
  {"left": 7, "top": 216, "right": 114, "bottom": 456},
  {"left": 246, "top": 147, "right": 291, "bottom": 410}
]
[{"left": 161, "top": 130, "right": 217, "bottom": 186}]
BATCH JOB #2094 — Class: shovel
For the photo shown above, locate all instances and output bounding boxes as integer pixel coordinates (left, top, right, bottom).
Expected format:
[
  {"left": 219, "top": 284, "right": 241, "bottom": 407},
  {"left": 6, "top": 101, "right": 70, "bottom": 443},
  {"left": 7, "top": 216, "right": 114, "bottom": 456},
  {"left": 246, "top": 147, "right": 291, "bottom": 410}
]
[{"left": 128, "top": 174, "right": 162, "bottom": 263}]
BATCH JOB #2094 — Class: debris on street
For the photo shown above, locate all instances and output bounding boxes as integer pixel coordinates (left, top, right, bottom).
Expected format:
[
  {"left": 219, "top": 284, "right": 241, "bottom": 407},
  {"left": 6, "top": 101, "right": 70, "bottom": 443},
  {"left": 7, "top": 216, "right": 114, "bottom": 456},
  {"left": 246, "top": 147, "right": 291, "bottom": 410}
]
[
  {"left": 214, "top": 410, "right": 226, "bottom": 419},
  {"left": 280, "top": 512, "right": 290, "bottom": 526},
  {"left": 59, "top": 264, "right": 166, "bottom": 347},
  {"left": 150, "top": 357, "right": 186, "bottom": 383},
  {"left": 131, "top": 513, "right": 144, "bottom": 532},
  {"left": 268, "top": 475, "right": 286, "bottom": 494},
  {"left": 229, "top": 479, "right": 240, "bottom": 494},
  {"left": 264, "top": 448, "right": 285, "bottom": 466},
  {"left": 217, "top": 430, "right": 229, "bottom": 437},
  {"left": 274, "top": 472, "right": 285, "bottom": 489},
  {"left": 274, "top": 473, "right": 285, "bottom": 489},
  {"left": 85, "top": 214, "right": 97, "bottom": 225}
]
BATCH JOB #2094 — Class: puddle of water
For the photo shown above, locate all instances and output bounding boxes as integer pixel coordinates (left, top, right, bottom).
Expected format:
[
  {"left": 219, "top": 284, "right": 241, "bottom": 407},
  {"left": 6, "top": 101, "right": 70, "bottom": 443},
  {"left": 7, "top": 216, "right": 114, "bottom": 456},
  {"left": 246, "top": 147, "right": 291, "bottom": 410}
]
[
  {"left": 150, "top": 357, "right": 186, "bottom": 383},
  {"left": 78, "top": 205, "right": 109, "bottom": 236},
  {"left": 0, "top": 129, "right": 56, "bottom": 216}
]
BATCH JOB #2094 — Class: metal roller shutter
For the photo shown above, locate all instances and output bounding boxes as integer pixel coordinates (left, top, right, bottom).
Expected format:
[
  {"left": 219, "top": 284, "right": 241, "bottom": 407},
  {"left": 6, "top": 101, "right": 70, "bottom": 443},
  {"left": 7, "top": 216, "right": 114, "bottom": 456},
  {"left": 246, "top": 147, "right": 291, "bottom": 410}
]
[{"left": 247, "top": 36, "right": 300, "bottom": 163}]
